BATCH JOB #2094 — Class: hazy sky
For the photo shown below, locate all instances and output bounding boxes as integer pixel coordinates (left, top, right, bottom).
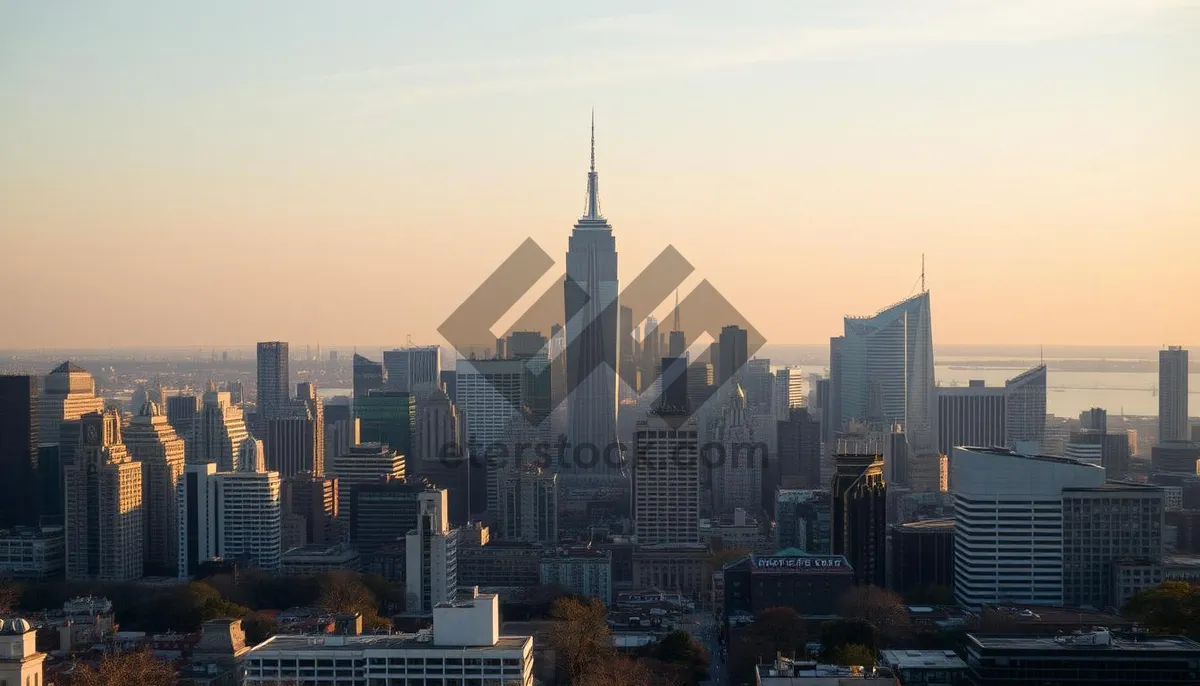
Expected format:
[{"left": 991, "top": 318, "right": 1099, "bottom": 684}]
[{"left": 3, "top": 1, "right": 1198, "bottom": 350}]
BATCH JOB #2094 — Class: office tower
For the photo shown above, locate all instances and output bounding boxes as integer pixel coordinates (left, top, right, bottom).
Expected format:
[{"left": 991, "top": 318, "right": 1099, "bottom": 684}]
[
  {"left": 406, "top": 490, "right": 458, "bottom": 614},
  {"left": 283, "top": 473, "right": 339, "bottom": 547},
  {"left": 178, "top": 463, "right": 218, "bottom": 577},
  {"left": 124, "top": 400, "right": 186, "bottom": 576},
  {"left": 951, "top": 447, "right": 1104, "bottom": 610},
  {"left": 775, "top": 488, "right": 832, "bottom": 553},
  {"left": 774, "top": 367, "right": 805, "bottom": 421},
  {"left": 224, "top": 380, "right": 244, "bottom": 406},
  {"left": 351, "top": 480, "right": 425, "bottom": 557},
  {"left": 1005, "top": 364, "right": 1047, "bottom": 451},
  {"left": 240, "top": 437, "right": 265, "bottom": 473},
  {"left": 1151, "top": 441, "right": 1200, "bottom": 474},
  {"left": 740, "top": 358, "right": 774, "bottom": 415},
  {"left": 215, "top": 466, "right": 282, "bottom": 571},
  {"left": 355, "top": 390, "right": 415, "bottom": 458},
  {"left": 38, "top": 445, "right": 62, "bottom": 520},
  {"left": 838, "top": 292, "right": 938, "bottom": 491},
  {"left": 711, "top": 384, "right": 764, "bottom": 515},
  {"left": 640, "top": 315, "right": 662, "bottom": 389},
  {"left": 830, "top": 453, "right": 887, "bottom": 587},
  {"left": 383, "top": 346, "right": 442, "bottom": 395},
  {"left": 1062, "top": 483, "right": 1163, "bottom": 608},
  {"left": 256, "top": 342, "right": 290, "bottom": 425},
  {"left": 564, "top": 117, "right": 620, "bottom": 478},
  {"left": 455, "top": 358, "right": 523, "bottom": 455},
  {"left": 889, "top": 519, "right": 955, "bottom": 596},
  {"left": 937, "top": 380, "right": 1007, "bottom": 455},
  {"left": 0, "top": 376, "right": 39, "bottom": 528},
  {"left": 414, "top": 386, "right": 461, "bottom": 464},
  {"left": 686, "top": 361, "right": 714, "bottom": 409},
  {"left": 659, "top": 357, "right": 688, "bottom": 410},
  {"left": 1080, "top": 407, "right": 1108, "bottom": 433},
  {"left": 827, "top": 337, "right": 845, "bottom": 444},
  {"left": 618, "top": 305, "right": 638, "bottom": 394},
  {"left": 39, "top": 361, "right": 105, "bottom": 448},
  {"left": 194, "top": 386, "right": 251, "bottom": 471},
  {"left": 166, "top": 393, "right": 201, "bottom": 459},
  {"left": 1160, "top": 346, "right": 1190, "bottom": 443},
  {"left": 265, "top": 383, "right": 324, "bottom": 478},
  {"left": 775, "top": 408, "right": 823, "bottom": 493},
  {"left": 497, "top": 468, "right": 558, "bottom": 545},
  {"left": 505, "top": 330, "right": 548, "bottom": 360},
  {"left": 324, "top": 405, "right": 358, "bottom": 466},
  {"left": 65, "top": 410, "right": 143, "bottom": 581},
  {"left": 328, "top": 442, "right": 405, "bottom": 524},
  {"left": 884, "top": 425, "right": 910, "bottom": 488},
  {"left": 632, "top": 412, "right": 700, "bottom": 545},
  {"left": 717, "top": 325, "right": 749, "bottom": 387},
  {"left": 352, "top": 353, "right": 385, "bottom": 402}
]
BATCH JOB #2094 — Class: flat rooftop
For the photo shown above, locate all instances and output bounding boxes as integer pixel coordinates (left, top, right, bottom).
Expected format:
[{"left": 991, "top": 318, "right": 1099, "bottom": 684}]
[
  {"left": 894, "top": 518, "right": 954, "bottom": 530},
  {"left": 247, "top": 633, "right": 530, "bottom": 653},
  {"left": 968, "top": 633, "right": 1200, "bottom": 652},
  {"left": 878, "top": 649, "right": 967, "bottom": 670},
  {"left": 957, "top": 446, "right": 1093, "bottom": 467}
]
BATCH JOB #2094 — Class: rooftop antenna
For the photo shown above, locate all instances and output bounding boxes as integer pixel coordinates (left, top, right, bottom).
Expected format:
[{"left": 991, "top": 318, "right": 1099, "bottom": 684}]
[
  {"left": 1040, "top": 345, "right": 1044, "bottom": 365},
  {"left": 672, "top": 289, "right": 681, "bottom": 331},
  {"left": 921, "top": 254, "right": 926, "bottom": 293}
]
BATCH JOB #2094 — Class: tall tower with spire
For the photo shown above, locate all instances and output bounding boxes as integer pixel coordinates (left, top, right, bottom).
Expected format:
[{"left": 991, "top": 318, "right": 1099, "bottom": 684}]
[{"left": 564, "top": 112, "right": 621, "bottom": 479}]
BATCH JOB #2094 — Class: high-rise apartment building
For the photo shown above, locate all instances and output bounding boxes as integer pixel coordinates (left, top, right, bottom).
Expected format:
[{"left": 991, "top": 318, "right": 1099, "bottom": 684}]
[
  {"left": 951, "top": 447, "right": 1105, "bottom": 610},
  {"left": 717, "top": 326, "right": 749, "bottom": 387},
  {"left": 177, "top": 461, "right": 282, "bottom": 575},
  {"left": 406, "top": 490, "right": 458, "bottom": 614},
  {"left": 383, "top": 346, "right": 442, "bottom": 395},
  {"left": 256, "top": 342, "right": 291, "bottom": 426},
  {"left": 328, "top": 442, "right": 405, "bottom": 524},
  {"left": 497, "top": 468, "right": 558, "bottom": 545},
  {"left": 937, "top": 380, "right": 1006, "bottom": 455},
  {"left": 775, "top": 488, "right": 832, "bottom": 553},
  {"left": 123, "top": 400, "right": 186, "bottom": 576},
  {"left": 0, "top": 375, "right": 40, "bottom": 528},
  {"left": 632, "top": 412, "right": 700, "bottom": 545},
  {"left": 1160, "top": 346, "right": 1190, "bottom": 443},
  {"left": 830, "top": 453, "right": 887, "bottom": 587},
  {"left": 283, "top": 473, "right": 339, "bottom": 547},
  {"left": 564, "top": 118, "right": 620, "bottom": 479},
  {"left": 193, "top": 386, "right": 250, "bottom": 471},
  {"left": 178, "top": 463, "right": 219, "bottom": 577},
  {"left": 1005, "top": 364, "right": 1047, "bottom": 452},
  {"left": 838, "top": 293, "right": 938, "bottom": 491},
  {"left": 352, "top": 354, "right": 385, "bottom": 402},
  {"left": 39, "top": 362, "right": 105, "bottom": 449},
  {"left": 65, "top": 410, "right": 143, "bottom": 581},
  {"left": 1062, "top": 483, "right": 1163, "bottom": 608}
]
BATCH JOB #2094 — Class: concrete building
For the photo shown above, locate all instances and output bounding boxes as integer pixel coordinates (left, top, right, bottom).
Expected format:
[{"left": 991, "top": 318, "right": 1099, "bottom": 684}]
[
  {"left": 952, "top": 447, "right": 1105, "bottom": 610},
  {"left": 1080, "top": 407, "right": 1108, "bottom": 432},
  {"left": 178, "top": 463, "right": 219, "bottom": 577},
  {"left": 266, "top": 413, "right": 323, "bottom": 479},
  {"left": 406, "top": 490, "right": 459, "bottom": 614},
  {"left": 256, "top": 341, "right": 291, "bottom": 426},
  {"left": 888, "top": 519, "right": 955, "bottom": 596},
  {"left": 775, "top": 488, "right": 832, "bottom": 554},
  {"left": 497, "top": 468, "right": 557, "bottom": 545},
  {"left": 540, "top": 547, "right": 613, "bottom": 606},
  {"left": 351, "top": 353, "right": 385, "bottom": 401},
  {"left": 454, "top": 358, "right": 524, "bottom": 457},
  {"left": 283, "top": 473, "right": 339, "bottom": 547},
  {"left": 755, "top": 655, "right": 895, "bottom": 684},
  {"left": 0, "top": 525, "right": 64, "bottom": 580},
  {"left": 176, "top": 461, "right": 282, "bottom": 575},
  {"left": 328, "top": 442, "right": 405, "bottom": 524},
  {"left": 39, "top": 361, "right": 104, "bottom": 449},
  {"left": 775, "top": 408, "right": 823, "bottom": 494},
  {"left": 1005, "top": 365, "right": 1047, "bottom": 452},
  {"left": 0, "top": 618, "right": 46, "bottom": 686},
  {"left": 632, "top": 412, "right": 700, "bottom": 546},
  {"left": 831, "top": 453, "right": 887, "bottom": 587},
  {"left": 414, "top": 385, "right": 461, "bottom": 463},
  {"left": 0, "top": 375, "right": 40, "bottom": 529},
  {"left": 723, "top": 552, "right": 855, "bottom": 621},
  {"left": 351, "top": 480, "right": 427, "bottom": 557},
  {"left": 1153, "top": 441, "right": 1200, "bottom": 474},
  {"left": 383, "top": 345, "right": 442, "bottom": 395},
  {"left": 242, "top": 589, "right": 534, "bottom": 685},
  {"left": 877, "top": 650, "right": 967, "bottom": 685},
  {"left": 165, "top": 393, "right": 201, "bottom": 459},
  {"left": 65, "top": 410, "right": 143, "bottom": 581},
  {"left": 1160, "top": 346, "right": 1190, "bottom": 443},
  {"left": 280, "top": 544, "right": 361, "bottom": 576},
  {"left": 937, "top": 380, "right": 1006, "bottom": 455},
  {"left": 193, "top": 386, "right": 250, "bottom": 472},
  {"left": 964, "top": 631, "right": 1200, "bottom": 685},
  {"left": 1062, "top": 482, "right": 1164, "bottom": 608},
  {"left": 123, "top": 400, "right": 186, "bottom": 576},
  {"left": 774, "top": 366, "right": 805, "bottom": 421}
]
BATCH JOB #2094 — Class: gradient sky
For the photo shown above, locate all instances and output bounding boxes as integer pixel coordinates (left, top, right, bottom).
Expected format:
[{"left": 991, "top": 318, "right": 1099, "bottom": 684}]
[{"left": 3, "top": 1, "right": 1198, "bottom": 350}]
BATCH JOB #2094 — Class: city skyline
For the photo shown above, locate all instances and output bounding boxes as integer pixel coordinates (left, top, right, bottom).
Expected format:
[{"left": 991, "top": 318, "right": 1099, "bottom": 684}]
[{"left": 4, "top": 2, "right": 1199, "bottom": 349}]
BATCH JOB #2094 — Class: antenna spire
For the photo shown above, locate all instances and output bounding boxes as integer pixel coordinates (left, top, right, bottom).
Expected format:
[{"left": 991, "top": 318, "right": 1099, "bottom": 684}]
[
  {"left": 582, "top": 110, "right": 602, "bottom": 219},
  {"left": 673, "top": 289, "right": 680, "bottom": 331},
  {"left": 921, "top": 254, "right": 926, "bottom": 293},
  {"left": 590, "top": 109, "right": 596, "bottom": 173}
]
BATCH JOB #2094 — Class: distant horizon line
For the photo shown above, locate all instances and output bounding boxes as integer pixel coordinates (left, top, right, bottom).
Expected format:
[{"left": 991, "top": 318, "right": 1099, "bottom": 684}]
[{"left": 1, "top": 343, "right": 1193, "bottom": 354}]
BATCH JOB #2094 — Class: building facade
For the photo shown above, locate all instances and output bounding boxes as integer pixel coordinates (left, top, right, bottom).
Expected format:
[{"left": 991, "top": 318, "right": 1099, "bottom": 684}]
[
  {"left": 831, "top": 453, "right": 887, "bottom": 587},
  {"left": 328, "top": 442, "right": 406, "bottom": 525},
  {"left": 123, "top": 400, "right": 186, "bottom": 576},
  {"left": 39, "top": 361, "right": 104, "bottom": 450},
  {"left": 497, "top": 469, "right": 557, "bottom": 545},
  {"left": 383, "top": 346, "right": 442, "bottom": 395},
  {"left": 0, "top": 375, "right": 40, "bottom": 529},
  {"left": 1159, "top": 346, "right": 1190, "bottom": 443},
  {"left": 1062, "top": 482, "right": 1164, "bottom": 608},
  {"left": 193, "top": 387, "right": 251, "bottom": 472},
  {"left": 406, "top": 490, "right": 459, "bottom": 614},
  {"left": 540, "top": 547, "right": 613, "bottom": 606},
  {"left": 775, "top": 488, "right": 832, "bottom": 554},
  {"left": 256, "top": 341, "right": 291, "bottom": 426},
  {"left": 888, "top": 518, "right": 955, "bottom": 596},
  {"left": 937, "top": 380, "right": 1006, "bottom": 455},
  {"left": 1005, "top": 365, "right": 1047, "bottom": 451},
  {"left": 632, "top": 412, "right": 700, "bottom": 545}
]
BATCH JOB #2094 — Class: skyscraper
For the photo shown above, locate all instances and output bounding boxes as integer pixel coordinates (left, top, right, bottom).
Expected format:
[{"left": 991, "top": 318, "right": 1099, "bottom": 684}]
[
  {"left": 838, "top": 292, "right": 938, "bottom": 491},
  {"left": 256, "top": 342, "right": 291, "bottom": 426},
  {"left": 123, "top": 400, "right": 186, "bottom": 576},
  {"left": 39, "top": 362, "right": 104, "bottom": 448},
  {"left": 406, "top": 489, "right": 458, "bottom": 614},
  {"left": 632, "top": 412, "right": 700, "bottom": 546},
  {"left": 65, "top": 410, "right": 143, "bottom": 581},
  {"left": 1005, "top": 364, "right": 1047, "bottom": 452},
  {"left": 497, "top": 468, "right": 558, "bottom": 545},
  {"left": 352, "top": 353, "right": 385, "bottom": 402},
  {"left": 831, "top": 452, "right": 887, "bottom": 588},
  {"left": 265, "top": 383, "right": 325, "bottom": 478},
  {"left": 283, "top": 473, "right": 340, "bottom": 547},
  {"left": 1159, "top": 346, "right": 1190, "bottom": 443},
  {"left": 717, "top": 326, "right": 749, "bottom": 387},
  {"left": 1080, "top": 407, "right": 1108, "bottom": 433},
  {"left": 455, "top": 357, "right": 523, "bottom": 462},
  {"left": 328, "top": 442, "right": 405, "bottom": 525},
  {"left": 414, "top": 385, "right": 461, "bottom": 464},
  {"left": 711, "top": 383, "right": 764, "bottom": 516},
  {"left": 564, "top": 115, "right": 620, "bottom": 478},
  {"left": 165, "top": 393, "right": 201, "bottom": 460},
  {"left": 356, "top": 390, "right": 415, "bottom": 458},
  {"left": 193, "top": 386, "right": 250, "bottom": 472},
  {"left": 774, "top": 367, "right": 805, "bottom": 421},
  {"left": 0, "top": 376, "right": 39, "bottom": 528},
  {"left": 937, "top": 380, "right": 1007, "bottom": 455},
  {"left": 178, "top": 462, "right": 219, "bottom": 578},
  {"left": 1062, "top": 483, "right": 1163, "bottom": 608},
  {"left": 214, "top": 468, "right": 282, "bottom": 572},
  {"left": 775, "top": 407, "right": 823, "bottom": 493},
  {"left": 383, "top": 346, "right": 442, "bottom": 395},
  {"left": 775, "top": 488, "right": 832, "bottom": 554}
]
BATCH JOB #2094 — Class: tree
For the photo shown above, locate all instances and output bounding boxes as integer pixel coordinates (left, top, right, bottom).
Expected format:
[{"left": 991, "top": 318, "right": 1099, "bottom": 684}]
[
  {"left": 575, "top": 656, "right": 678, "bottom": 686},
  {"left": 242, "top": 611, "right": 279, "bottom": 645},
  {"left": 821, "top": 619, "right": 878, "bottom": 660},
  {"left": 1123, "top": 581, "right": 1200, "bottom": 637},
  {"left": 837, "top": 585, "right": 911, "bottom": 643},
  {"left": 643, "top": 630, "right": 710, "bottom": 684},
  {"left": 831, "top": 643, "right": 877, "bottom": 667},
  {"left": 70, "top": 650, "right": 176, "bottom": 686},
  {"left": 728, "top": 607, "right": 807, "bottom": 684},
  {"left": 0, "top": 581, "right": 19, "bottom": 613},
  {"left": 317, "top": 571, "right": 380, "bottom": 617},
  {"left": 547, "top": 597, "right": 613, "bottom": 684}
]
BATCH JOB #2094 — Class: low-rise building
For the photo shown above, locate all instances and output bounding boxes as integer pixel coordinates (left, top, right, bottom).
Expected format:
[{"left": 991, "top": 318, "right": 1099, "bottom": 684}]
[
  {"left": 756, "top": 655, "right": 895, "bottom": 684},
  {"left": 540, "top": 547, "right": 613, "bottom": 606},
  {"left": 877, "top": 649, "right": 967, "bottom": 685},
  {"left": 281, "top": 544, "right": 361, "bottom": 576},
  {"left": 0, "top": 525, "right": 65, "bottom": 580},
  {"left": 242, "top": 588, "right": 533, "bottom": 685},
  {"left": 964, "top": 631, "right": 1200, "bottom": 685},
  {"left": 723, "top": 551, "right": 853, "bottom": 626},
  {"left": 457, "top": 542, "right": 541, "bottom": 591}
]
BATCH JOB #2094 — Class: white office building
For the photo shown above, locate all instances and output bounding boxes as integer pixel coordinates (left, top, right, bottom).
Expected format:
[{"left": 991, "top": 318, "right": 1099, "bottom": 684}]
[
  {"left": 773, "top": 366, "right": 805, "bottom": 420},
  {"left": 952, "top": 447, "right": 1104, "bottom": 610},
  {"left": 454, "top": 359, "right": 524, "bottom": 454},
  {"left": 406, "top": 490, "right": 459, "bottom": 614},
  {"left": 242, "top": 588, "right": 534, "bottom": 685},
  {"left": 177, "top": 462, "right": 282, "bottom": 575}
]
